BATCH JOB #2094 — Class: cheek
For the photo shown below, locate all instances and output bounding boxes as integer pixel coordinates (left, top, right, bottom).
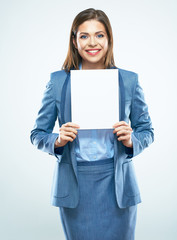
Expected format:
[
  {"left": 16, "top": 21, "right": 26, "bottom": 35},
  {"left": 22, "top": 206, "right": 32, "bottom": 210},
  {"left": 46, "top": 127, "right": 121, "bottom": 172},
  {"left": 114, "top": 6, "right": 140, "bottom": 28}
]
[
  {"left": 101, "top": 39, "right": 108, "bottom": 51},
  {"left": 77, "top": 45, "right": 84, "bottom": 57},
  {"left": 104, "top": 40, "right": 108, "bottom": 50},
  {"left": 77, "top": 44, "right": 83, "bottom": 52},
  {"left": 77, "top": 40, "right": 86, "bottom": 51},
  {"left": 77, "top": 43, "right": 86, "bottom": 59}
]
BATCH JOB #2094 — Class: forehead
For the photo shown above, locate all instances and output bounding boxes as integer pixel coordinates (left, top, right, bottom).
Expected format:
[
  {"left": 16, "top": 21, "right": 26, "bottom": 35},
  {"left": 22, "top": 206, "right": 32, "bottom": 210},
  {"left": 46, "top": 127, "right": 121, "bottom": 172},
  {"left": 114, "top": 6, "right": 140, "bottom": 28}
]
[{"left": 77, "top": 19, "right": 106, "bottom": 33}]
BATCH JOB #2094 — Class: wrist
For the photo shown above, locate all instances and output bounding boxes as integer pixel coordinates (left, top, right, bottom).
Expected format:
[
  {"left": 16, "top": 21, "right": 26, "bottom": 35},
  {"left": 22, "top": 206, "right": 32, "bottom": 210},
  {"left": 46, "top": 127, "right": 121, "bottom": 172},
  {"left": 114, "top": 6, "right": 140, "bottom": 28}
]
[
  {"left": 127, "top": 140, "right": 133, "bottom": 148},
  {"left": 122, "top": 139, "right": 133, "bottom": 148},
  {"left": 54, "top": 137, "right": 61, "bottom": 148}
]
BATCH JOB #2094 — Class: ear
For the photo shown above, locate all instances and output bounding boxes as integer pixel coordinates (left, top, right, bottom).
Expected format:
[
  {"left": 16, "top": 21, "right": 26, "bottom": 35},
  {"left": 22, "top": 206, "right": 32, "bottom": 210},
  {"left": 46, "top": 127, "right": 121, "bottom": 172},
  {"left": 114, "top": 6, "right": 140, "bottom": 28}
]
[{"left": 72, "top": 36, "right": 77, "bottom": 49}]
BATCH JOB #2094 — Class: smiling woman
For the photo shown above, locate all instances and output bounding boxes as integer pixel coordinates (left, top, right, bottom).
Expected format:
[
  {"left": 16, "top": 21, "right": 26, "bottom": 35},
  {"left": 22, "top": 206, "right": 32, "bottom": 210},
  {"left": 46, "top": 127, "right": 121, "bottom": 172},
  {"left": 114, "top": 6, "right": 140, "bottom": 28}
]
[{"left": 30, "top": 7, "right": 154, "bottom": 240}]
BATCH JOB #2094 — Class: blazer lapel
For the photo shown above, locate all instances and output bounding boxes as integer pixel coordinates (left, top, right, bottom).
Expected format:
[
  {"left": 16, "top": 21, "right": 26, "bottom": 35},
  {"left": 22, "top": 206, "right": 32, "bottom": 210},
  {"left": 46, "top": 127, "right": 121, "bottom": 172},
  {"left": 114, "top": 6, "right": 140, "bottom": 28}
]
[
  {"left": 61, "top": 71, "right": 71, "bottom": 124},
  {"left": 118, "top": 69, "right": 125, "bottom": 121},
  {"left": 111, "top": 66, "right": 125, "bottom": 121}
]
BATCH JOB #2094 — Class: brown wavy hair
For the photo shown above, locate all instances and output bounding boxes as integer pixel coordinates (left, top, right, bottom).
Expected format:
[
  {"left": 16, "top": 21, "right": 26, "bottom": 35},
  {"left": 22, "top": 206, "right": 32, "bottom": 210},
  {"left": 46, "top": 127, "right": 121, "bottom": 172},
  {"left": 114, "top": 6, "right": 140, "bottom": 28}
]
[{"left": 62, "top": 8, "right": 115, "bottom": 71}]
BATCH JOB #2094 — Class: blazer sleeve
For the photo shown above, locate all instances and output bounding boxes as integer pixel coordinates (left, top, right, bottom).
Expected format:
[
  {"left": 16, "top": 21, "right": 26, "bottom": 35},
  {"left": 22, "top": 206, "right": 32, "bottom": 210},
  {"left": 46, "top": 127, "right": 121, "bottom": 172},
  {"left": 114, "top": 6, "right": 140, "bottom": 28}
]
[
  {"left": 125, "top": 74, "right": 154, "bottom": 158},
  {"left": 30, "top": 78, "right": 64, "bottom": 160}
]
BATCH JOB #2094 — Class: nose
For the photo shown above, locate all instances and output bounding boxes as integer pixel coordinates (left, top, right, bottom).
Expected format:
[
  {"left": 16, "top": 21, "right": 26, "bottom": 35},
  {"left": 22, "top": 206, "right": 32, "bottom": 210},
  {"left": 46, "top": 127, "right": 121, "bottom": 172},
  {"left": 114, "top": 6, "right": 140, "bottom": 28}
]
[{"left": 89, "top": 36, "right": 97, "bottom": 47}]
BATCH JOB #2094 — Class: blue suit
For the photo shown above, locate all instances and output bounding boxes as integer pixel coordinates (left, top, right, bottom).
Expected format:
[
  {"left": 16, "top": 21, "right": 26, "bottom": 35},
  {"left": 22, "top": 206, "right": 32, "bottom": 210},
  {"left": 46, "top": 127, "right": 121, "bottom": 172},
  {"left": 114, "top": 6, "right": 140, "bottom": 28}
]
[{"left": 30, "top": 67, "right": 154, "bottom": 209}]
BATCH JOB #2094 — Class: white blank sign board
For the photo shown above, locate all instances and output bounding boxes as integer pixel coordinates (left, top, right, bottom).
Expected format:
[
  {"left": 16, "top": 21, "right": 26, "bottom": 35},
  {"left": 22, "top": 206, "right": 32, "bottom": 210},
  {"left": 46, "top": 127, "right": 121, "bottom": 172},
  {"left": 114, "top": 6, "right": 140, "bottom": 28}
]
[{"left": 71, "top": 69, "right": 119, "bottom": 129}]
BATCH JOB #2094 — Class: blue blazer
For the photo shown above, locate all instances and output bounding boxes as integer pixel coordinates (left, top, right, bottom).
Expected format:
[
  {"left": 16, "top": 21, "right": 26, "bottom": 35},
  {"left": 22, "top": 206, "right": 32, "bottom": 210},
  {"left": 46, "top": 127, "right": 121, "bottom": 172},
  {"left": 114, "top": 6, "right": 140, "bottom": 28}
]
[{"left": 30, "top": 68, "right": 154, "bottom": 209}]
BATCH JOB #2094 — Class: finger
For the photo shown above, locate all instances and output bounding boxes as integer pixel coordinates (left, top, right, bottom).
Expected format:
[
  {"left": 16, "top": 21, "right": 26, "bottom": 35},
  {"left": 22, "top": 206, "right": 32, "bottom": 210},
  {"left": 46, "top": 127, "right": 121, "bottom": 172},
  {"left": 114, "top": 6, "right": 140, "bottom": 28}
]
[
  {"left": 60, "top": 135, "right": 75, "bottom": 142},
  {"left": 116, "top": 126, "right": 132, "bottom": 132},
  {"left": 63, "top": 122, "right": 80, "bottom": 128},
  {"left": 117, "top": 135, "right": 131, "bottom": 141},
  {"left": 60, "top": 131, "right": 77, "bottom": 139},
  {"left": 113, "top": 127, "right": 133, "bottom": 133},
  {"left": 113, "top": 121, "right": 128, "bottom": 128},
  {"left": 116, "top": 129, "right": 132, "bottom": 137},
  {"left": 113, "top": 126, "right": 132, "bottom": 134},
  {"left": 60, "top": 126, "right": 78, "bottom": 135}
]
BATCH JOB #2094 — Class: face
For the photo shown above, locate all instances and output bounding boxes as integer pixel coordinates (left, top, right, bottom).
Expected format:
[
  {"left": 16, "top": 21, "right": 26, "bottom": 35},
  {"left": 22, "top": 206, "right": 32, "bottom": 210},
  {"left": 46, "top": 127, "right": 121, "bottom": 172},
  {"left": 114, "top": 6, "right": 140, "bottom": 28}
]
[{"left": 73, "top": 19, "right": 109, "bottom": 69}]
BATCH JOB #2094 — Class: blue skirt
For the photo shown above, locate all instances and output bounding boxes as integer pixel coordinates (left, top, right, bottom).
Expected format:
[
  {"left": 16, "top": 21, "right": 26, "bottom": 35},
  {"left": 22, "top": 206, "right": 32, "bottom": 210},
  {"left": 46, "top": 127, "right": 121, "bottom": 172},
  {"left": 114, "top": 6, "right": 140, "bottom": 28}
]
[{"left": 59, "top": 158, "right": 137, "bottom": 240}]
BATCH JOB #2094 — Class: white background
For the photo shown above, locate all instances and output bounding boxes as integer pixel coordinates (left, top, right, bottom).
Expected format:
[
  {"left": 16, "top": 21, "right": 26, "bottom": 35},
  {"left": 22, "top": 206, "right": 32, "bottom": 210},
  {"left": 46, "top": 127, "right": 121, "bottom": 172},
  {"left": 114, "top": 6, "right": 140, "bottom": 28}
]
[{"left": 0, "top": 0, "right": 177, "bottom": 239}]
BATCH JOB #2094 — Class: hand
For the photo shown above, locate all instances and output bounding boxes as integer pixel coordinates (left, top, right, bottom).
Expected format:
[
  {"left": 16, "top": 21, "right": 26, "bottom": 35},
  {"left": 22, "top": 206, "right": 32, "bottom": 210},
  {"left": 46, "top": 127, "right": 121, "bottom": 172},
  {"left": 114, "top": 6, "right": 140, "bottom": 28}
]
[
  {"left": 54, "top": 122, "right": 80, "bottom": 148},
  {"left": 113, "top": 121, "right": 133, "bottom": 148}
]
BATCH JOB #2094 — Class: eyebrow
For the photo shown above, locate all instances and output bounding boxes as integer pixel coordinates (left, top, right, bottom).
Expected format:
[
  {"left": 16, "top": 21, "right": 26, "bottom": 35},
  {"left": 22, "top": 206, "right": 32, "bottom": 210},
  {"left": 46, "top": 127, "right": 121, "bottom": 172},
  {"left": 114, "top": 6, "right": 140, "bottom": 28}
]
[{"left": 79, "top": 31, "right": 106, "bottom": 35}]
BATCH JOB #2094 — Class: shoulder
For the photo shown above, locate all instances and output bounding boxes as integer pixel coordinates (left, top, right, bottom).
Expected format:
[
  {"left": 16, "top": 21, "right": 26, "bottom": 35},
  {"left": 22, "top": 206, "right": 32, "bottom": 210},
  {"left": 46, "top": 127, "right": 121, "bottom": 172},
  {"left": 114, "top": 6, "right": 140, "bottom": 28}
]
[
  {"left": 50, "top": 69, "right": 68, "bottom": 83},
  {"left": 118, "top": 68, "right": 138, "bottom": 82},
  {"left": 46, "top": 70, "right": 68, "bottom": 100},
  {"left": 49, "top": 69, "right": 68, "bottom": 91}
]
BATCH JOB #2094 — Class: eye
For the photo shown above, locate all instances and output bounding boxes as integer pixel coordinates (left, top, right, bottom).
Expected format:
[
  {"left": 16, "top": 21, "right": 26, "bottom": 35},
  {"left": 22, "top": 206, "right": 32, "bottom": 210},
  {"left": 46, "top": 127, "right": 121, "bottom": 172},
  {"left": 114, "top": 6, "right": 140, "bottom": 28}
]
[
  {"left": 97, "top": 34, "right": 104, "bottom": 38},
  {"left": 80, "top": 35, "right": 88, "bottom": 39}
]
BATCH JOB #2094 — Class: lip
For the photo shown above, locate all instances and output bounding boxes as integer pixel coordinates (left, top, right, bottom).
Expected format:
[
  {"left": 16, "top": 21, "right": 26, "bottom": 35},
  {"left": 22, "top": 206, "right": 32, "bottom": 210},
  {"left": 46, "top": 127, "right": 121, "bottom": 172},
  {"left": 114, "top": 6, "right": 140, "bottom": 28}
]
[{"left": 85, "top": 49, "right": 101, "bottom": 56}]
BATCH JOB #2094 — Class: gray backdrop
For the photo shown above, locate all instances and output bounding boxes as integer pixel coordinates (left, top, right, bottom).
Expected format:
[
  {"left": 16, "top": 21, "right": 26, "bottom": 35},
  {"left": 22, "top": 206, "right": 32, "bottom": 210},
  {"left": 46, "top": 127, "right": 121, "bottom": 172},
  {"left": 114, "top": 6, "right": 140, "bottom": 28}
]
[{"left": 1, "top": 0, "right": 177, "bottom": 239}]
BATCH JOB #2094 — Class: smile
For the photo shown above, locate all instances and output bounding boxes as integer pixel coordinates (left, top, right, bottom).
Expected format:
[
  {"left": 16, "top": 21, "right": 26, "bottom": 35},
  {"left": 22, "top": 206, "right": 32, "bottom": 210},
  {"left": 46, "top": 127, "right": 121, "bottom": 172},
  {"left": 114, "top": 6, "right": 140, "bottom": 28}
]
[{"left": 85, "top": 49, "right": 101, "bottom": 56}]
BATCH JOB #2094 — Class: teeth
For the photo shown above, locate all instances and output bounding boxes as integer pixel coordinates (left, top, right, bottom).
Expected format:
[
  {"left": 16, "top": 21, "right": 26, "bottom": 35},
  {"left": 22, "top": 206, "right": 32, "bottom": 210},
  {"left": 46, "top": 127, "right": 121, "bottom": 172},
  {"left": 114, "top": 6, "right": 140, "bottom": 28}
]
[{"left": 87, "top": 50, "right": 99, "bottom": 53}]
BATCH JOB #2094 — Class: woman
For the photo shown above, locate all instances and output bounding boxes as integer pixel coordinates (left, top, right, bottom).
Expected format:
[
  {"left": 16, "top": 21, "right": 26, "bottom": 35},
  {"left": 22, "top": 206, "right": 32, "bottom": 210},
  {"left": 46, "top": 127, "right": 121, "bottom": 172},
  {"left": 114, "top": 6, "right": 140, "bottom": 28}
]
[{"left": 30, "top": 8, "right": 154, "bottom": 240}]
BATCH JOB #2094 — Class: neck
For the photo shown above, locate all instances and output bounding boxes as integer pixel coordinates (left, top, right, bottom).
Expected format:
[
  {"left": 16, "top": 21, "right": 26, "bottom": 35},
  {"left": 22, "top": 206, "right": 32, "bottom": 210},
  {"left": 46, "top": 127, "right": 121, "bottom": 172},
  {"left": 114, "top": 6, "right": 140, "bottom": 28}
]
[{"left": 81, "top": 60, "right": 105, "bottom": 70}]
